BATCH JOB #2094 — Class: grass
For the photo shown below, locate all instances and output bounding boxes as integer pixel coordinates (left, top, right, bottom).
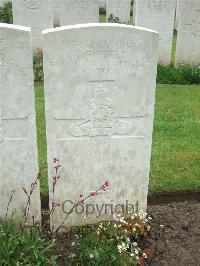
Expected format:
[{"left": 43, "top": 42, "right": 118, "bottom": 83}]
[
  {"left": 35, "top": 83, "right": 200, "bottom": 195},
  {"left": 150, "top": 84, "right": 200, "bottom": 192},
  {"left": 157, "top": 64, "right": 200, "bottom": 85},
  {"left": 0, "top": 220, "right": 57, "bottom": 264},
  {"left": 100, "top": 14, "right": 106, "bottom": 23},
  {"left": 35, "top": 82, "right": 48, "bottom": 194}
]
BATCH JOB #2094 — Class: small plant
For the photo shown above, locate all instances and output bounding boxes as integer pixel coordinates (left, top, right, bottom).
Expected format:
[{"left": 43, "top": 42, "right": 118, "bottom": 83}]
[
  {"left": 21, "top": 173, "right": 40, "bottom": 232},
  {"left": 0, "top": 220, "right": 57, "bottom": 265},
  {"left": 0, "top": 172, "right": 58, "bottom": 264},
  {"left": 33, "top": 48, "right": 43, "bottom": 82},
  {"left": 50, "top": 158, "right": 112, "bottom": 234},
  {"left": 157, "top": 64, "right": 200, "bottom": 84},
  {"left": 178, "top": 64, "right": 200, "bottom": 84},
  {"left": 67, "top": 209, "right": 154, "bottom": 265},
  {"left": 0, "top": 2, "right": 12, "bottom": 23}
]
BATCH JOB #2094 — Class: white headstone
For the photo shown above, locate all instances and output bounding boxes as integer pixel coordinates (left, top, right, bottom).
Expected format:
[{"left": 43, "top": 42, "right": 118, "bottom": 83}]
[
  {"left": 43, "top": 24, "right": 158, "bottom": 229},
  {"left": 12, "top": 0, "right": 54, "bottom": 50},
  {"left": 175, "top": 0, "right": 200, "bottom": 66},
  {"left": 99, "top": 0, "right": 106, "bottom": 9},
  {"left": 132, "top": 0, "right": 136, "bottom": 25},
  {"left": 60, "top": 0, "right": 99, "bottom": 26},
  {"left": 52, "top": 0, "right": 63, "bottom": 26},
  {"left": 175, "top": 0, "right": 180, "bottom": 30},
  {"left": 107, "top": 0, "right": 131, "bottom": 24},
  {"left": 0, "top": 23, "right": 40, "bottom": 223},
  {"left": 135, "top": 0, "right": 176, "bottom": 65}
]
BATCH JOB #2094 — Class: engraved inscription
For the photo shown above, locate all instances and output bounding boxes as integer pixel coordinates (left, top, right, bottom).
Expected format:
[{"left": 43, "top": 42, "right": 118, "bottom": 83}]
[
  {"left": 62, "top": 0, "right": 98, "bottom": 22},
  {"left": 70, "top": 84, "right": 133, "bottom": 137},
  {"left": 148, "top": 0, "right": 167, "bottom": 14},
  {"left": 68, "top": 0, "right": 92, "bottom": 13},
  {"left": 48, "top": 38, "right": 144, "bottom": 78},
  {"left": 191, "top": 17, "right": 200, "bottom": 37},
  {"left": 23, "top": 0, "right": 41, "bottom": 9}
]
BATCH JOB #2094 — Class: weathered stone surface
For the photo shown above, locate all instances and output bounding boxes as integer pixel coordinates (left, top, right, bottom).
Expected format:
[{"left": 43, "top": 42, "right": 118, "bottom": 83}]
[
  {"left": 175, "top": 0, "right": 200, "bottom": 66},
  {"left": 99, "top": 0, "right": 106, "bottom": 9},
  {"left": 107, "top": 0, "right": 131, "bottom": 24},
  {"left": 0, "top": 23, "right": 40, "bottom": 223},
  {"left": 135, "top": 0, "right": 176, "bottom": 65},
  {"left": 43, "top": 23, "right": 158, "bottom": 229},
  {"left": 132, "top": 0, "right": 136, "bottom": 25},
  {"left": 175, "top": 0, "right": 180, "bottom": 30},
  {"left": 12, "top": 0, "right": 53, "bottom": 50},
  {"left": 52, "top": 0, "right": 62, "bottom": 26},
  {"left": 60, "top": 0, "right": 99, "bottom": 26}
]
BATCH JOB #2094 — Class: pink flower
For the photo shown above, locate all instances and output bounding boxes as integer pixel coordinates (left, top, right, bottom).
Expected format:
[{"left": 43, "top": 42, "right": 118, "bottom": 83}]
[
  {"left": 53, "top": 158, "right": 61, "bottom": 169},
  {"left": 90, "top": 192, "right": 98, "bottom": 197},
  {"left": 105, "top": 180, "right": 111, "bottom": 187},
  {"left": 80, "top": 199, "right": 85, "bottom": 204},
  {"left": 53, "top": 158, "right": 59, "bottom": 163}
]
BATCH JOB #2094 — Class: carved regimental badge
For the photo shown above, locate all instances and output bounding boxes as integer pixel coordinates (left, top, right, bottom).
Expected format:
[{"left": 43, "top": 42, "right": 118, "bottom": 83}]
[
  {"left": 70, "top": 84, "right": 134, "bottom": 137},
  {"left": 148, "top": 0, "right": 167, "bottom": 15},
  {"left": 23, "top": 0, "right": 41, "bottom": 9}
]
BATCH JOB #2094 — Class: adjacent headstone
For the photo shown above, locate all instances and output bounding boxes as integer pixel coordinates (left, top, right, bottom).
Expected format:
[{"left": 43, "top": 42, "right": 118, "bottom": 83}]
[
  {"left": 175, "top": 0, "right": 200, "bottom": 66},
  {"left": 132, "top": 0, "right": 136, "bottom": 25},
  {"left": 0, "top": 23, "right": 40, "bottom": 223},
  {"left": 99, "top": 0, "right": 106, "bottom": 9},
  {"left": 107, "top": 0, "right": 131, "bottom": 24},
  {"left": 0, "top": 0, "right": 11, "bottom": 6},
  {"left": 60, "top": 0, "right": 99, "bottom": 26},
  {"left": 53, "top": 0, "right": 62, "bottom": 26},
  {"left": 12, "top": 0, "right": 53, "bottom": 50},
  {"left": 43, "top": 23, "right": 158, "bottom": 229},
  {"left": 175, "top": 0, "right": 180, "bottom": 30},
  {"left": 135, "top": 0, "right": 176, "bottom": 65}
]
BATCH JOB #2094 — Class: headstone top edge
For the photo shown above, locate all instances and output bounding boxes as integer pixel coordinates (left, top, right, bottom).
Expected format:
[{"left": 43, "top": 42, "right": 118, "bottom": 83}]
[
  {"left": 42, "top": 23, "right": 159, "bottom": 36},
  {"left": 0, "top": 23, "right": 31, "bottom": 32}
]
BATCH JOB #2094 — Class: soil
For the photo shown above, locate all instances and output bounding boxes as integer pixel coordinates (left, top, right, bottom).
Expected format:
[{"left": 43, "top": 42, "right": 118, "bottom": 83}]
[
  {"left": 42, "top": 193, "right": 200, "bottom": 265},
  {"left": 147, "top": 198, "right": 200, "bottom": 266}
]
